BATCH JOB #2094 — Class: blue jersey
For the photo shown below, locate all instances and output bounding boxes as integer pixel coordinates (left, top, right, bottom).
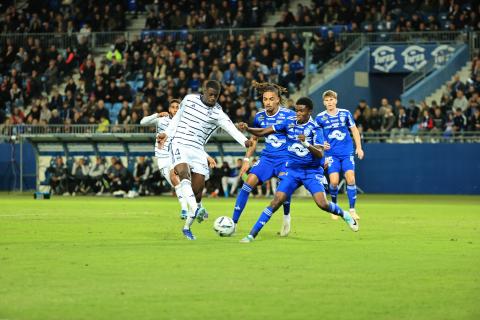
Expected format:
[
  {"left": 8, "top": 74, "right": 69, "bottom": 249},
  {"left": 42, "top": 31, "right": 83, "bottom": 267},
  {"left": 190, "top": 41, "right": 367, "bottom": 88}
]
[
  {"left": 273, "top": 117, "right": 324, "bottom": 168},
  {"left": 315, "top": 108, "right": 356, "bottom": 157},
  {"left": 253, "top": 107, "right": 295, "bottom": 159}
]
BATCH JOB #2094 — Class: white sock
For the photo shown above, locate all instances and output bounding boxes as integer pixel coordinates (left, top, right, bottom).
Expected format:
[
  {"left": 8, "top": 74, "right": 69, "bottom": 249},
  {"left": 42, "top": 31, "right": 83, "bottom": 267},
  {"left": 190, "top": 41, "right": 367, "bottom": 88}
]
[
  {"left": 175, "top": 185, "right": 188, "bottom": 211},
  {"left": 283, "top": 214, "right": 291, "bottom": 223},
  {"left": 197, "top": 201, "right": 202, "bottom": 208},
  {"left": 180, "top": 179, "right": 198, "bottom": 229}
]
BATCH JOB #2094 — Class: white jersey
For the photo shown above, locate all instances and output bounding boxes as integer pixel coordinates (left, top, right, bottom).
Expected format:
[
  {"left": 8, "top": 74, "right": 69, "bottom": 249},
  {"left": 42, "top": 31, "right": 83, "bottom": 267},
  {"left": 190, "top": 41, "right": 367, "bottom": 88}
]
[
  {"left": 140, "top": 113, "right": 172, "bottom": 159},
  {"left": 165, "top": 93, "right": 247, "bottom": 148}
]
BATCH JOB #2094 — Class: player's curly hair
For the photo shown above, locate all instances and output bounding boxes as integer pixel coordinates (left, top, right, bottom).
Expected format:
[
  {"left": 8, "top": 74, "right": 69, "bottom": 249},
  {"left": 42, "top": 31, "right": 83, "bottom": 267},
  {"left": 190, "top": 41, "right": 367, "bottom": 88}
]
[{"left": 252, "top": 80, "right": 288, "bottom": 105}]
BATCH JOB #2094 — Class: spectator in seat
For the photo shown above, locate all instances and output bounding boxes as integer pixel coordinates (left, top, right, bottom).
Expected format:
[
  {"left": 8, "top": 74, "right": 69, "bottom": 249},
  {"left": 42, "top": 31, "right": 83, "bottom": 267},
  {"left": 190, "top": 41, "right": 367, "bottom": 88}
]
[
  {"left": 366, "top": 107, "right": 382, "bottom": 132},
  {"left": 431, "top": 107, "right": 446, "bottom": 132},
  {"left": 452, "top": 90, "right": 468, "bottom": 112},
  {"left": 133, "top": 156, "right": 152, "bottom": 195},
  {"left": 69, "top": 157, "right": 90, "bottom": 194},
  {"left": 109, "top": 160, "right": 132, "bottom": 194},
  {"left": 452, "top": 107, "right": 467, "bottom": 133},
  {"left": 469, "top": 108, "right": 480, "bottom": 131},
  {"left": 221, "top": 159, "right": 243, "bottom": 197},
  {"left": 50, "top": 157, "right": 67, "bottom": 195}
]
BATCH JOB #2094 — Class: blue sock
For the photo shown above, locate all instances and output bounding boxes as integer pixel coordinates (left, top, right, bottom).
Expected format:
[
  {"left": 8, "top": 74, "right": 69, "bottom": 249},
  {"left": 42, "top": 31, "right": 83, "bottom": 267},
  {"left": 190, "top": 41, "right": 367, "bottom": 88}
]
[
  {"left": 329, "top": 184, "right": 338, "bottom": 203},
  {"left": 327, "top": 202, "right": 344, "bottom": 217},
  {"left": 347, "top": 184, "right": 357, "bottom": 209},
  {"left": 283, "top": 196, "right": 291, "bottom": 216},
  {"left": 232, "top": 183, "right": 253, "bottom": 223},
  {"left": 250, "top": 206, "right": 275, "bottom": 238}
]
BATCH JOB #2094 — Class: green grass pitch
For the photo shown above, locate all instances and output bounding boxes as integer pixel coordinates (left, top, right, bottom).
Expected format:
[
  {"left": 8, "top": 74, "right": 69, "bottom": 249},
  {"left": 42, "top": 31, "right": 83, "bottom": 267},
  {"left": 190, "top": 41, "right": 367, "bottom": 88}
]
[{"left": 0, "top": 193, "right": 479, "bottom": 320}]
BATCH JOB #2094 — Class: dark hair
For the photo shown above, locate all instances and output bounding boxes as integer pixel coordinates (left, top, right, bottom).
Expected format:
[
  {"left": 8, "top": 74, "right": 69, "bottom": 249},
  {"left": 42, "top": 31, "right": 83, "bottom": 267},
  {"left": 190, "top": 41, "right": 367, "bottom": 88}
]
[
  {"left": 252, "top": 80, "right": 288, "bottom": 105},
  {"left": 296, "top": 97, "right": 314, "bottom": 110},
  {"left": 169, "top": 98, "right": 181, "bottom": 105},
  {"left": 203, "top": 80, "right": 221, "bottom": 92}
]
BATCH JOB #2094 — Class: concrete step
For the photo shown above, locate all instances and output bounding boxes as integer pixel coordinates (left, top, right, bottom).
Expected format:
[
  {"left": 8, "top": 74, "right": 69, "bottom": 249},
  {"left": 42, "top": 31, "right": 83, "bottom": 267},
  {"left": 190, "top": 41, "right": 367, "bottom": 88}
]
[{"left": 425, "top": 62, "right": 472, "bottom": 105}]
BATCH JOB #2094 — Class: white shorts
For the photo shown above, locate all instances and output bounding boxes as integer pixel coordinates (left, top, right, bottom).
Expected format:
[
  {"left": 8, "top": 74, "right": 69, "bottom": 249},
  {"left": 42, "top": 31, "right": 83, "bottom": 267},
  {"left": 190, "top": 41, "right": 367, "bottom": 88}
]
[
  {"left": 156, "top": 156, "right": 174, "bottom": 186},
  {"left": 171, "top": 142, "right": 210, "bottom": 181}
]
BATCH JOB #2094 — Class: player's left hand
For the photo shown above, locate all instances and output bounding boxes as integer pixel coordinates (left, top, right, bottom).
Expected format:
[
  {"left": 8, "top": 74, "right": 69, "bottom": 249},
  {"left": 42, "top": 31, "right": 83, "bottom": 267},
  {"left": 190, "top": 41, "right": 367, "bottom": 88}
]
[
  {"left": 356, "top": 148, "right": 364, "bottom": 160},
  {"left": 298, "top": 134, "right": 306, "bottom": 142},
  {"left": 157, "top": 112, "right": 169, "bottom": 117},
  {"left": 156, "top": 133, "right": 167, "bottom": 149},
  {"left": 207, "top": 156, "right": 217, "bottom": 168},
  {"left": 236, "top": 122, "right": 248, "bottom": 131}
]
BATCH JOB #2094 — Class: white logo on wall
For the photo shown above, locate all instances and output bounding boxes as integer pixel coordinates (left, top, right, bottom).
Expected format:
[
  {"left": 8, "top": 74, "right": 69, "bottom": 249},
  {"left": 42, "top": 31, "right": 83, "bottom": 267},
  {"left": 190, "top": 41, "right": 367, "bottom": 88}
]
[
  {"left": 431, "top": 45, "right": 455, "bottom": 68},
  {"left": 372, "top": 46, "right": 397, "bottom": 72},
  {"left": 402, "top": 45, "right": 427, "bottom": 71}
]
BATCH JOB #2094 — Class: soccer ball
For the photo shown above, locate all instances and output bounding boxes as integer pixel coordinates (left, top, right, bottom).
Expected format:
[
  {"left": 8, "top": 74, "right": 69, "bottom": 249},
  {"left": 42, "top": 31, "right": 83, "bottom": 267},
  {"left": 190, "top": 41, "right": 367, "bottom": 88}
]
[{"left": 213, "top": 216, "right": 235, "bottom": 237}]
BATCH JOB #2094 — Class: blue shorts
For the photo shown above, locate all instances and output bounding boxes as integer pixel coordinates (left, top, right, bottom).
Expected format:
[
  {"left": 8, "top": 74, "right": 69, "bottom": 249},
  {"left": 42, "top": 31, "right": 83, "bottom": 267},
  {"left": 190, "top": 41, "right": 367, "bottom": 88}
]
[
  {"left": 249, "top": 156, "right": 288, "bottom": 183},
  {"left": 277, "top": 166, "right": 325, "bottom": 197},
  {"left": 325, "top": 154, "right": 355, "bottom": 174}
]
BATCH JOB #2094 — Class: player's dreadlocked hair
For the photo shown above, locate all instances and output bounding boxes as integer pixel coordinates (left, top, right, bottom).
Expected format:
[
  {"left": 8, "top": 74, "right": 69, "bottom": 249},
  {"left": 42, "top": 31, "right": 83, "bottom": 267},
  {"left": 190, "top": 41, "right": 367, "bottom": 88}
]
[{"left": 252, "top": 80, "right": 288, "bottom": 105}]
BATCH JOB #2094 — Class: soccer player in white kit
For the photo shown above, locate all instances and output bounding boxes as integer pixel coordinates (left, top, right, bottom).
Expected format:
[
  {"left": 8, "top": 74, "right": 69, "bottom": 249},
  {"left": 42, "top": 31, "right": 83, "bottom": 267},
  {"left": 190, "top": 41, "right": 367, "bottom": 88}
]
[
  {"left": 157, "top": 80, "right": 252, "bottom": 240},
  {"left": 140, "top": 99, "right": 216, "bottom": 219}
]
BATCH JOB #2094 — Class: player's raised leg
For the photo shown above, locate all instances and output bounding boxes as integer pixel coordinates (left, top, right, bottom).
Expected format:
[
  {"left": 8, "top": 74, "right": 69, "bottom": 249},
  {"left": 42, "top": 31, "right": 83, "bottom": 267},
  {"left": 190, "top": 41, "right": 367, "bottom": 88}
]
[
  {"left": 191, "top": 172, "right": 207, "bottom": 222},
  {"left": 328, "top": 170, "right": 340, "bottom": 220},
  {"left": 240, "top": 191, "right": 289, "bottom": 243},
  {"left": 312, "top": 191, "right": 358, "bottom": 232}
]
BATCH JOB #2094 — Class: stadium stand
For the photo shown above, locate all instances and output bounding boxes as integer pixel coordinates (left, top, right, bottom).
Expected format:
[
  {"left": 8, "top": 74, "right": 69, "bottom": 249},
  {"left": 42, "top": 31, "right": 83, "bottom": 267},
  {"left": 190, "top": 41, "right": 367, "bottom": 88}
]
[{"left": 0, "top": 1, "right": 479, "bottom": 195}]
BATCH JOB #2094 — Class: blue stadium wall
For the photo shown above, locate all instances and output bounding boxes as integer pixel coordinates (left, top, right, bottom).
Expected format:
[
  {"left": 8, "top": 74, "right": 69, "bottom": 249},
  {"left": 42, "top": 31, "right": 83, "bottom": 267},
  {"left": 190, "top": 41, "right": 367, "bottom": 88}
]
[
  {"left": 0, "top": 142, "right": 478, "bottom": 194},
  {"left": 0, "top": 142, "right": 36, "bottom": 190}
]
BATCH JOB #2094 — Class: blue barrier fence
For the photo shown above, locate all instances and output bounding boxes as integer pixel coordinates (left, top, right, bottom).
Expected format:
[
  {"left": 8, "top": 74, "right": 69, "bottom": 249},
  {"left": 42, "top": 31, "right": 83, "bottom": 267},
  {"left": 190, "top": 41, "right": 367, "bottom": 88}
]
[
  {"left": 356, "top": 143, "right": 480, "bottom": 194},
  {"left": 1, "top": 142, "right": 478, "bottom": 195}
]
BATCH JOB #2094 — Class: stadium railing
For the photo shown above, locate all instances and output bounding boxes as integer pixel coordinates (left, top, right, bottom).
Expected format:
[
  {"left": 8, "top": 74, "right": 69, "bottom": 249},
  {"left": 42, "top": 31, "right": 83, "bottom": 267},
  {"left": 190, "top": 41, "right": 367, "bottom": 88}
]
[{"left": 1, "top": 125, "right": 478, "bottom": 144}]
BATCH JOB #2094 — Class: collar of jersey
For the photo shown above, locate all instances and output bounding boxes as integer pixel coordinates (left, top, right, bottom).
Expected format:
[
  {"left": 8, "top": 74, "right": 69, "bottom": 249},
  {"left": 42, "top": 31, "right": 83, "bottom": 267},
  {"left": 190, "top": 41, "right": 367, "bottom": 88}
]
[
  {"left": 295, "top": 117, "right": 313, "bottom": 126},
  {"left": 326, "top": 109, "right": 340, "bottom": 117},
  {"left": 265, "top": 107, "right": 281, "bottom": 118}
]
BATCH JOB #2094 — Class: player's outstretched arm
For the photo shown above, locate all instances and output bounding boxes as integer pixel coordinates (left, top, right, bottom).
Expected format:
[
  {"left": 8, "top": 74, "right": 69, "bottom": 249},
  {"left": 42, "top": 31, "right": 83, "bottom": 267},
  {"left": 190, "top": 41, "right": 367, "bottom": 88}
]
[
  {"left": 238, "top": 123, "right": 275, "bottom": 137},
  {"left": 298, "top": 134, "right": 324, "bottom": 158},
  {"left": 140, "top": 113, "right": 160, "bottom": 125},
  {"left": 218, "top": 115, "right": 250, "bottom": 147}
]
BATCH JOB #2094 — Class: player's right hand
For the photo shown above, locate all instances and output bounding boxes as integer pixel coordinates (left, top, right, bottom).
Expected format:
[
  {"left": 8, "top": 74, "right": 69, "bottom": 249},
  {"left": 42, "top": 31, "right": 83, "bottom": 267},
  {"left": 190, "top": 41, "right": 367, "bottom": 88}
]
[
  {"left": 239, "top": 159, "right": 250, "bottom": 177},
  {"left": 157, "top": 112, "right": 169, "bottom": 117},
  {"left": 324, "top": 142, "right": 331, "bottom": 150}
]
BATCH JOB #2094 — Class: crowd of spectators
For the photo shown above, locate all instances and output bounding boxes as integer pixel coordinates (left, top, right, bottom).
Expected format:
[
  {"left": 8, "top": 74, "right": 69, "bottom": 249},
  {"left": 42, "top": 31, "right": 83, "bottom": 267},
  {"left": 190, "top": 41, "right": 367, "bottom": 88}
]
[
  {"left": 46, "top": 154, "right": 280, "bottom": 197},
  {"left": 0, "top": 28, "right": 318, "bottom": 128},
  {"left": 0, "top": 1, "right": 127, "bottom": 34},
  {"left": 143, "top": 0, "right": 288, "bottom": 30},
  {"left": 276, "top": 0, "right": 480, "bottom": 32},
  {"left": 1, "top": 0, "right": 479, "bottom": 140},
  {"left": 353, "top": 55, "right": 480, "bottom": 140}
]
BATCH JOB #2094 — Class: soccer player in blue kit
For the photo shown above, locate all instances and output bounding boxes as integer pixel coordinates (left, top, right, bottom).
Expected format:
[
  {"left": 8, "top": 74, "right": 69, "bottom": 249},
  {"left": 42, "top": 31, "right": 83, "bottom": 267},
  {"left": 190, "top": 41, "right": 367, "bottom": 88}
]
[
  {"left": 231, "top": 81, "right": 296, "bottom": 236},
  {"left": 237, "top": 97, "right": 359, "bottom": 242},
  {"left": 316, "top": 90, "right": 364, "bottom": 220}
]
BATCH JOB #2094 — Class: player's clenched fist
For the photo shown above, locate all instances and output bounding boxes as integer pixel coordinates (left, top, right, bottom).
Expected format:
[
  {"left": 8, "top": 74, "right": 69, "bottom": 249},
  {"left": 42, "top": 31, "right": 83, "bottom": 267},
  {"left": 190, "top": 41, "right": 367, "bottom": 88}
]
[
  {"left": 236, "top": 122, "right": 248, "bottom": 131},
  {"left": 297, "top": 134, "right": 306, "bottom": 142},
  {"left": 156, "top": 132, "right": 167, "bottom": 149}
]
